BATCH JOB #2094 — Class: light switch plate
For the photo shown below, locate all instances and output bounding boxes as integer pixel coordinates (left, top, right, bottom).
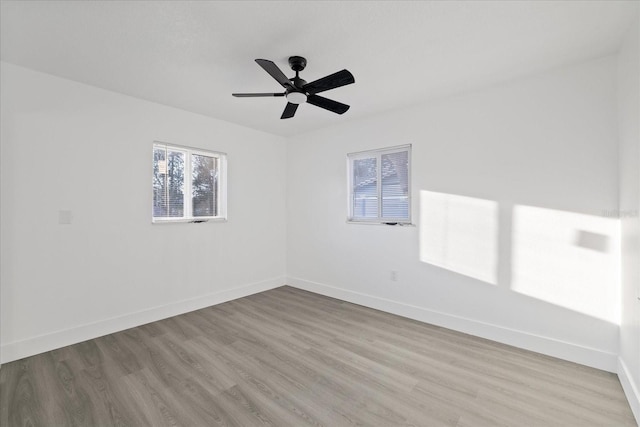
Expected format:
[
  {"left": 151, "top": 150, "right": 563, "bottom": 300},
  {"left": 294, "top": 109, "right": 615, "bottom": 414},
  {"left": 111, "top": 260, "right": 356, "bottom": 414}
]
[{"left": 58, "top": 210, "right": 72, "bottom": 225}]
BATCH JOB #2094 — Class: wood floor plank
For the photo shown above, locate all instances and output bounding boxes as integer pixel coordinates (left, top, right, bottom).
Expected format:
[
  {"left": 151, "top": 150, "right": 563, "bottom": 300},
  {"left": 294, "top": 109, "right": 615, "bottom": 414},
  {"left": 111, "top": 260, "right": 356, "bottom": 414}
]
[
  {"left": 1, "top": 286, "right": 636, "bottom": 426},
  {"left": 1, "top": 359, "right": 48, "bottom": 427}
]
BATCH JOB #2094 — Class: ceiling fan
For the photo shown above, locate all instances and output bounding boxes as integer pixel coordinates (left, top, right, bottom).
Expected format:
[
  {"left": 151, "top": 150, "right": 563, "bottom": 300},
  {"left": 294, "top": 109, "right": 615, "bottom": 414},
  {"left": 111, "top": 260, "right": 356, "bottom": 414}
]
[{"left": 232, "top": 56, "right": 355, "bottom": 119}]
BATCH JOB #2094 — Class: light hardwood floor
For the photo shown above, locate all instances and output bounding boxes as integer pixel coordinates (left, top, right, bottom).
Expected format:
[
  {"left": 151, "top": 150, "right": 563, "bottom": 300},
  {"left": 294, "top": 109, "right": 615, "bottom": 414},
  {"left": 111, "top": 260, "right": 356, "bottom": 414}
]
[{"left": 1, "top": 286, "right": 636, "bottom": 426}]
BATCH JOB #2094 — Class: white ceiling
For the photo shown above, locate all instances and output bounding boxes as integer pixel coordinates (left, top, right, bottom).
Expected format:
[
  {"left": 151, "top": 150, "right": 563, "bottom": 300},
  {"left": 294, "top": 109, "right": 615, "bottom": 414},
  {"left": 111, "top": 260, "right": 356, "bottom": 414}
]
[{"left": 1, "top": 1, "right": 637, "bottom": 137}]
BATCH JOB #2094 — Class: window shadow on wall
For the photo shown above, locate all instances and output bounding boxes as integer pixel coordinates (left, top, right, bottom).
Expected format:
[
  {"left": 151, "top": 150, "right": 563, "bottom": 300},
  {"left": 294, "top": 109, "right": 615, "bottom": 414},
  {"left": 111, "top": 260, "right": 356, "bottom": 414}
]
[{"left": 419, "top": 190, "right": 619, "bottom": 324}]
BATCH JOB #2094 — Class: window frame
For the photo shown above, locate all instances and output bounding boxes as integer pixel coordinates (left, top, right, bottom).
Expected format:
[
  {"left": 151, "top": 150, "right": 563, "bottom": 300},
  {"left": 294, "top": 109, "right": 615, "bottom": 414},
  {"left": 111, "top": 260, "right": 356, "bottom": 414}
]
[
  {"left": 347, "top": 144, "right": 412, "bottom": 225},
  {"left": 152, "top": 142, "right": 227, "bottom": 224}
]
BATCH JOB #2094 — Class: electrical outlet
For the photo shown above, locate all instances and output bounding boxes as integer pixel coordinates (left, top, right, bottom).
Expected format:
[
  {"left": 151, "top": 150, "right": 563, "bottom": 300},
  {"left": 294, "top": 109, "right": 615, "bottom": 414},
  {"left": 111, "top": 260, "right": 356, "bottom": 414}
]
[{"left": 390, "top": 270, "right": 398, "bottom": 282}]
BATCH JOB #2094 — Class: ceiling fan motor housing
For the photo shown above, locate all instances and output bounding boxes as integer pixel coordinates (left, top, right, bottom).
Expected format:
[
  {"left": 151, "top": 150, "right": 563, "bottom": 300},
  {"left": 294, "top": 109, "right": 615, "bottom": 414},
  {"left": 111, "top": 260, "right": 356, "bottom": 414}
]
[
  {"left": 288, "top": 56, "right": 307, "bottom": 72},
  {"left": 287, "top": 57, "right": 308, "bottom": 104}
]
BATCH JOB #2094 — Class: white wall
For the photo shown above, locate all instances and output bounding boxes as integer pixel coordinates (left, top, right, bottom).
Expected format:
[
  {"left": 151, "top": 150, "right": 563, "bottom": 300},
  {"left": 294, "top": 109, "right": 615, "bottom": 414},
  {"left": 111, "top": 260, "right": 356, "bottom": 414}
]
[
  {"left": 287, "top": 56, "right": 621, "bottom": 372},
  {"left": 617, "top": 17, "right": 640, "bottom": 421},
  {"left": 0, "top": 62, "right": 287, "bottom": 363}
]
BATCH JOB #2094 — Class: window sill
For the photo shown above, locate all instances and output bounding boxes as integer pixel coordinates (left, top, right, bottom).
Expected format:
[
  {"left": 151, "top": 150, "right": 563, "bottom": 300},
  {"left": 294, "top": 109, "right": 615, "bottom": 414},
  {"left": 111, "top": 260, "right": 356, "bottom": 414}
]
[
  {"left": 152, "top": 217, "right": 227, "bottom": 225},
  {"left": 346, "top": 220, "right": 415, "bottom": 227}
]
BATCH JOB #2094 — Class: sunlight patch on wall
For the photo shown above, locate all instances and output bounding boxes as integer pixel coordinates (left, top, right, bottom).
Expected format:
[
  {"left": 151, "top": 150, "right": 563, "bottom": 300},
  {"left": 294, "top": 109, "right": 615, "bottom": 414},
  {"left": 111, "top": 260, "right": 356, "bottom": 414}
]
[
  {"left": 419, "top": 191, "right": 498, "bottom": 284},
  {"left": 512, "top": 205, "right": 619, "bottom": 323}
]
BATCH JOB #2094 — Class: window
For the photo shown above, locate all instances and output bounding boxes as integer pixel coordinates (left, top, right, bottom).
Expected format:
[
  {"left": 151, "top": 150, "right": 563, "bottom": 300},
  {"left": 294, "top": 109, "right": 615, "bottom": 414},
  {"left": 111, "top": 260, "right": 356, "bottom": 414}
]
[
  {"left": 152, "top": 142, "right": 226, "bottom": 223},
  {"left": 347, "top": 145, "right": 411, "bottom": 224}
]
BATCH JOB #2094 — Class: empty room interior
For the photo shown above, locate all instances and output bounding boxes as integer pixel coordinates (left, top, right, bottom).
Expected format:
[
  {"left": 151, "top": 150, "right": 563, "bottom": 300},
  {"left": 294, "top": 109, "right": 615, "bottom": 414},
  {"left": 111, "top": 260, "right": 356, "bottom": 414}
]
[{"left": 1, "top": 1, "right": 640, "bottom": 426}]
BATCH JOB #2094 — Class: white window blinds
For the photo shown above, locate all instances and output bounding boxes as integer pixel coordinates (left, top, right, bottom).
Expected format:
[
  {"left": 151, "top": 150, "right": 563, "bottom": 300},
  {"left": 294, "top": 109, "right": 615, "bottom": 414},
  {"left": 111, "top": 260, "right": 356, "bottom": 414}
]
[
  {"left": 348, "top": 145, "right": 411, "bottom": 223},
  {"left": 153, "top": 146, "right": 186, "bottom": 218}
]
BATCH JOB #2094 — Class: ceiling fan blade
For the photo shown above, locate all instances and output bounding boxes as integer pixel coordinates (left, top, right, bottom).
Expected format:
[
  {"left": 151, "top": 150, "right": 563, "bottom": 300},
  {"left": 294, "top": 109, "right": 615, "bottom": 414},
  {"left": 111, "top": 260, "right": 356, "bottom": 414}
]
[
  {"left": 281, "top": 102, "right": 299, "bottom": 119},
  {"left": 303, "top": 69, "right": 354, "bottom": 95},
  {"left": 232, "top": 93, "right": 285, "bottom": 97},
  {"left": 255, "top": 59, "right": 292, "bottom": 88},
  {"left": 307, "top": 95, "right": 350, "bottom": 115}
]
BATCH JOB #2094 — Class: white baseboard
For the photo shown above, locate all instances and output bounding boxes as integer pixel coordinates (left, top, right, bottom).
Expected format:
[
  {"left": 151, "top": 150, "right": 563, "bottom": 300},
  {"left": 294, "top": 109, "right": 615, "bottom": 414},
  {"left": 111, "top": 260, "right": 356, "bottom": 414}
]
[
  {"left": 619, "top": 357, "right": 640, "bottom": 425},
  {"left": 1, "top": 276, "right": 285, "bottom": 364},
  {"left": 287, "top": 276, "right": 618, "bottom": 373}
]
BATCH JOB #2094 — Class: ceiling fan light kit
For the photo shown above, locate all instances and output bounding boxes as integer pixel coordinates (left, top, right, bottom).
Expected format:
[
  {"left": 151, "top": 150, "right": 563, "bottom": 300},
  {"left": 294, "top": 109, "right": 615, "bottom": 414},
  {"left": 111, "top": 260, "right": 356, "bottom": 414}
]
[
  {"left": 232, "top": 56, "right": 355, "bottom": 119},
  {"left": 286, "top": 91, "right": 307, "bottom": 105}
]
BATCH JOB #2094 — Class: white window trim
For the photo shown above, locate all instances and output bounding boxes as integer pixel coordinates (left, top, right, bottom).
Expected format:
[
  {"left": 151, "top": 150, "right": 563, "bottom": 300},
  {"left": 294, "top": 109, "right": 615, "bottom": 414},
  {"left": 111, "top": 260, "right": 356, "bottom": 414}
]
[
  {"left": 152, "top": 142, "right": 227, "bottom": 224},
  {"left": 347, "top": 144, "right": 412, "bottom": 225}
]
